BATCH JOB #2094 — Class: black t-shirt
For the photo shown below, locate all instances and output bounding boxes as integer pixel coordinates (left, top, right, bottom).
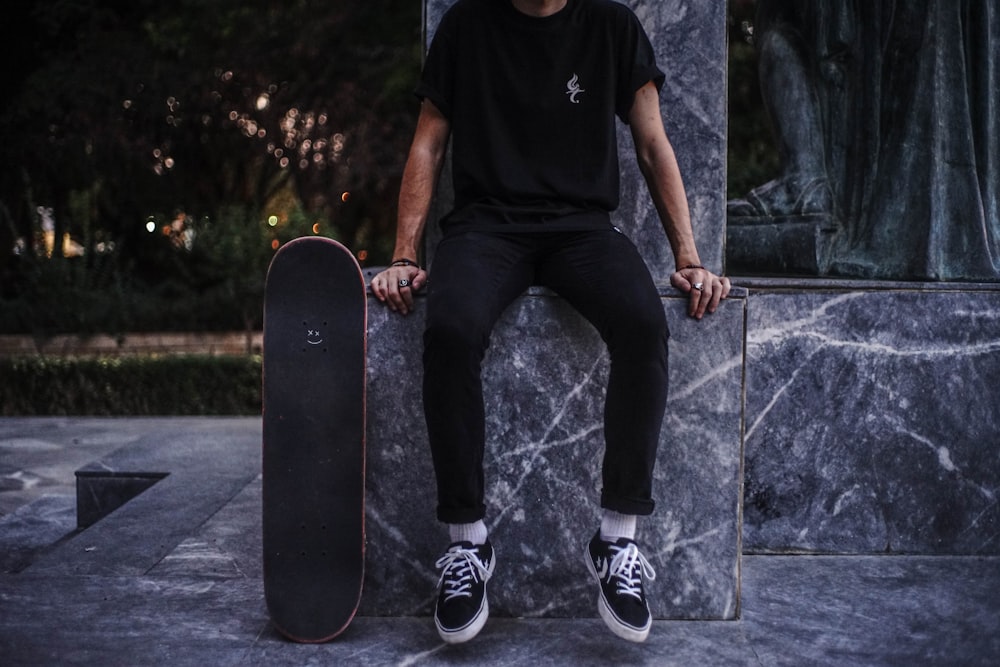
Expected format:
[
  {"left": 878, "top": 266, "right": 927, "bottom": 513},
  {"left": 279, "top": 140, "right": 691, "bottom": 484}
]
[{"left": 417, "top": 0, "right": 665, "bottom": 232}]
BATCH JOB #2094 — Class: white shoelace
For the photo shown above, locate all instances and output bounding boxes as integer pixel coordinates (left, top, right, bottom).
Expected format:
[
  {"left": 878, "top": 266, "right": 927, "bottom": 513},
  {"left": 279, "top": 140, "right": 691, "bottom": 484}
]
[
  {"left": 435, "top": 545, "right": 492, "bottom": 603},
  {"left": 607, "top": 542, "right": 657, "bottom": 600}
]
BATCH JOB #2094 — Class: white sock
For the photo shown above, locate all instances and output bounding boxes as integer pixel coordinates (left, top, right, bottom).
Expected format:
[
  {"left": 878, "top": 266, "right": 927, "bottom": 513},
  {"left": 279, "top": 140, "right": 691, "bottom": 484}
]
[
  {"left": 449, "top": 520, "right": 488, "bottom": 545},
  {"left": 600, "top": 510, "right": 637, "bottom": 541}
]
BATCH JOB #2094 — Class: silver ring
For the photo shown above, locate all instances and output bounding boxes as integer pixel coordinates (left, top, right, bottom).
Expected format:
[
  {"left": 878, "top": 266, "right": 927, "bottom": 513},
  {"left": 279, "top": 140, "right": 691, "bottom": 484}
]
[
  {"left": 398, "top": 279, "right": 410, "bottom": 288},
  {"left": 693, "top": 282, "right": 704, "bottom": 291}
]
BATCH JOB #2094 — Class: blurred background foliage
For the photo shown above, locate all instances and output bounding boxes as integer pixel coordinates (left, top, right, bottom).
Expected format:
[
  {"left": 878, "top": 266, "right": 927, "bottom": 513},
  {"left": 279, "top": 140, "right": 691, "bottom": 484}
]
[
  {"left": 1, "top": 354, "right": 262, "bottom": 415},
  {"left": 0, "top": 0, "right": 422, "bottom": 335},
  {"left": 0, "top": 0, "right": 775, "bottom": 337}
]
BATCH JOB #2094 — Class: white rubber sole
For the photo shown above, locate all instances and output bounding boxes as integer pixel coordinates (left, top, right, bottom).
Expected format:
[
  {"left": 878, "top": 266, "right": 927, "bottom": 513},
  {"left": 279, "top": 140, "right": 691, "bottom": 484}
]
[
  {"left": 436, "top": 597, "right": 489, "bottom": 644},
  {"left": 596, "top": 593, "right": 650, "bottom": 643},
  {"left": 584, "top": 542, "right": 652, "bottom": 643},
  {"left": 436, "top": 549, "right": 495, "bottom": 645}
]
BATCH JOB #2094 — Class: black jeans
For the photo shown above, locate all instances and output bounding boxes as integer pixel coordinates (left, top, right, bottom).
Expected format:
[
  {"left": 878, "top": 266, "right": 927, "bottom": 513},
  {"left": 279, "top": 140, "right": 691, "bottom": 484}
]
[{"left": 423, "top": 227, "right": 669, "bottom": 523}]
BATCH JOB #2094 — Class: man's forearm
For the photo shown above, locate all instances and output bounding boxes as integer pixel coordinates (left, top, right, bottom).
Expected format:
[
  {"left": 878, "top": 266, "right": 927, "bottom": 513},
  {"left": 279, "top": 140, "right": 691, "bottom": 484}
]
[
  {"left": 394, "top": 162, "right": 435, "bottom": 261},
  {"left": 392, "top": 100, "right": 451, "bottom": 262},
  {"left": 628, "top": 82, "right": 702, "bottom": 269},
  {"left": 637, "top": 143, "right": 702, "bottom": 269}
]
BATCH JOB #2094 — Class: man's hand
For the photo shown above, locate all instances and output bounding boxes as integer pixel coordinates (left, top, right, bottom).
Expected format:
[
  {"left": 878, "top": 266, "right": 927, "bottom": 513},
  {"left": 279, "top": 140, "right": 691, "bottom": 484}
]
[
  {"left": 372, "top": 99, "right": 447, "bottom": 317},
  {"left": 670, "top": 265, "right": 731, "bottom": 320},
  {"left": 629, "top": 84, "right": 729, "bottom": 320},
  {"left": 371, "top": 264, "right": 428, "bottom": 316}
]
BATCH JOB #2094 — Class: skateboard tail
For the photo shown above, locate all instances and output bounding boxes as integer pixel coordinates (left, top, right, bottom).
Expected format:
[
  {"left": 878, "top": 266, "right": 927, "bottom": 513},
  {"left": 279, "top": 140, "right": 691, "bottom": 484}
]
[{"left": 266, "top": 582, "right": 363, "bottom": 643}]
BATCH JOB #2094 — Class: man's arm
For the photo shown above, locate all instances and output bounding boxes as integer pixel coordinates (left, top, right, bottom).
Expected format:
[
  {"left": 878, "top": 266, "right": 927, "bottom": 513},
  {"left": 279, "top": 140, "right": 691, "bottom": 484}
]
[
  {"left": 628, "top": 81, "right": 730, "bottom": 319},
  {"left": 371, "top": 99, "right": 451, "bottom": 315}
]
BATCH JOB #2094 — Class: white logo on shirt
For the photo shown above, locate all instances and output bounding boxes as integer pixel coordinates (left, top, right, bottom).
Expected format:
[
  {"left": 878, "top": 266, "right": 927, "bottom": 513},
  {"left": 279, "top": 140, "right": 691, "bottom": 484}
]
[{"left": 566, "top": 73, "right": 585, "bottom": 104}]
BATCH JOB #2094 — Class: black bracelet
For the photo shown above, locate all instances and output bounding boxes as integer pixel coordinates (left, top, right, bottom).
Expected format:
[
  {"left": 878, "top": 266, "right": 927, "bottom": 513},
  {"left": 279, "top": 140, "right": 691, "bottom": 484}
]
[
  {"left": 390, "top": 258, "right": 419, "bottom": 268},
  {"left": 681, "top": 264, "right": 705, "bottom": 270}
]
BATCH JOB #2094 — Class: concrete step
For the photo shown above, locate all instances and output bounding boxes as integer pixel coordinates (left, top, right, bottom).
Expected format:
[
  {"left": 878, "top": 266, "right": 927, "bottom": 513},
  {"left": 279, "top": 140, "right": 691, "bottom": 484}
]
[
  {"left": 0, "top": 494, "right": 76, "bottom": 573},
  {"left": 27, "top": 418, "right": 260, "bottom": 577}
]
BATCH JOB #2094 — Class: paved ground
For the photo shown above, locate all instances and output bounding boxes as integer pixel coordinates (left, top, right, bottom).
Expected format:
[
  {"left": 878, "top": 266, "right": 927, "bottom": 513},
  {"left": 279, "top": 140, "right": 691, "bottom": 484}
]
[{"left": 1, "top": 417, "right": 998, "bottom": 666}]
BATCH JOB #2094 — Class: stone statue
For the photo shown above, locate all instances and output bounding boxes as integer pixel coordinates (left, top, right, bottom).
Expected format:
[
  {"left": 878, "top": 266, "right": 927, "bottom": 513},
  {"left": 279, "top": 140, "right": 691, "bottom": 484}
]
[{"left": 728, "top": 0, "right": 1000, "bottom": 281}]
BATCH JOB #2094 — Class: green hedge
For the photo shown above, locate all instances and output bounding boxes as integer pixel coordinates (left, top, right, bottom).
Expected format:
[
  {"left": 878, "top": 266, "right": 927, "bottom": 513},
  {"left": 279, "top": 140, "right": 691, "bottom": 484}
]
[{"left": 0, "top": 355, "right": 261, "bottom": 416}]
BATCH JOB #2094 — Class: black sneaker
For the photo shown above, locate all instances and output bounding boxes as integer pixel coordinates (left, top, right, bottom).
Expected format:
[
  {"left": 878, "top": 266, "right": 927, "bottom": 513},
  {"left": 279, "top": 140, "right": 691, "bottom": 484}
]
[
  {"left": 585, "top": 531, "right": 657, "bottom": 642},
  {"left": 434, "top": 540, "right": 495, "bottom": 644}
]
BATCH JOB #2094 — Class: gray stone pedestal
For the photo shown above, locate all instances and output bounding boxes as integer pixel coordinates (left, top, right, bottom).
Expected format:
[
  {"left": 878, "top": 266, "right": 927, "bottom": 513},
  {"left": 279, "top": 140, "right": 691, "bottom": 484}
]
[
  {"left": 362, "top": 287, "right": 746, "bottom": 619},
  {"left": 740, "top": 280, "right": 1000, "bottom": 555}
]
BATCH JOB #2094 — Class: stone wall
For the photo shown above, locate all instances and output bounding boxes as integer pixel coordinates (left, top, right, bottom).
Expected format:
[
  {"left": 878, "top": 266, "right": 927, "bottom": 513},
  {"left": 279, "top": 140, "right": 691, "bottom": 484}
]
[
  {"left": 363, "top": 288, "right": 746, "bottom": 619},
  {"left": 741, "top": 280, "right": 1000, "bottom": 556}
]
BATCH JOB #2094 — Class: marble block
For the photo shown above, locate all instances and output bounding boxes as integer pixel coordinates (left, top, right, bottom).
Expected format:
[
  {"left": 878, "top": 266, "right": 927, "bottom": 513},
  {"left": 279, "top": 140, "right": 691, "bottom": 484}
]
[
  {"left": 741, "top": 281, "right": 1000, "bottom": 555},
  {"left": 423, "top": 0, "right": 728, "bottom": 280},
  {"left": 363, "top": 287, "right": 745, "bottom": 619}
]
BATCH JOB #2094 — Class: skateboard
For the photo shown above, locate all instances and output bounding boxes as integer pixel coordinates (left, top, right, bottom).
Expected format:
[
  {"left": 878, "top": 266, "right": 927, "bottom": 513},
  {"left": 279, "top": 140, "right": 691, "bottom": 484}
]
[{"left": 262, "top": 236, "right": 367, "bottom": 642}]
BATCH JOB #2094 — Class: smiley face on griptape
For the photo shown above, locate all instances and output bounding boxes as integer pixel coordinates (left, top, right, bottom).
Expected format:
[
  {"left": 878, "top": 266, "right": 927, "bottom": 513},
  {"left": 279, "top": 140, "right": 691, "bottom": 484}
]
[{"left": 302, "top": 320, "right": 328, "bottom": 352}]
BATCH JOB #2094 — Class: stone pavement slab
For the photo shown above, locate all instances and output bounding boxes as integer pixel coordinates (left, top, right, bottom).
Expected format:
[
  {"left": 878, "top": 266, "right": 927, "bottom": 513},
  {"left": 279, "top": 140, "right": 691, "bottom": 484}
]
[
  {"left": 1, "top": 418, "right": 998, "bottom": 665},
  {"left": 0, "top": 494, "right": 76, "bottom": 573},
  {"left": 741, "top": 555, "right": 1000, "bottom": 666},
  {"left": 2, "top": 551, "right": 997, "bottom": 666}
]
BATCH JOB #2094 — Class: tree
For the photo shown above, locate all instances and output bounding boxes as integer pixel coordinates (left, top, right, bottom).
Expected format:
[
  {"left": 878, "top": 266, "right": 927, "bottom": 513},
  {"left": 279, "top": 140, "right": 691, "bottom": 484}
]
[{"left": 0, "top": 0, "right": 421, "bottom": 333}]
